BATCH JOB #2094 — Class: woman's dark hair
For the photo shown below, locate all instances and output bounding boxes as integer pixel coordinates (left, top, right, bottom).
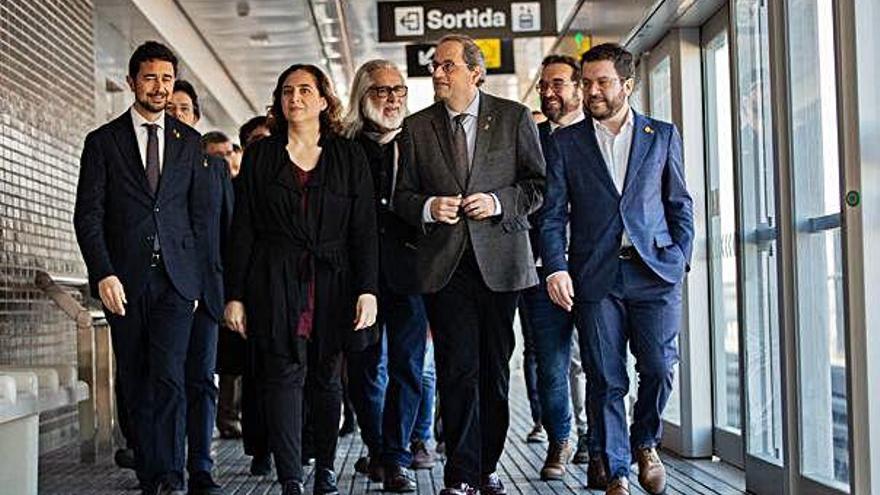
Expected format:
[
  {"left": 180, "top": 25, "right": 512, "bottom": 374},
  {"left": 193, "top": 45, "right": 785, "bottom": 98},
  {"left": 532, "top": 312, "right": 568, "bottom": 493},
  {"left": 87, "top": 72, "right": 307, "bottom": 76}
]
[
  {"left": 238, "top": 115, "right": 269, "bottom": 148},
  {"left": 173, "top": 79, "right": 201, "bottom": 120},
  {"left": 580, "top": 43, "right": 635, "bottom": 81},
  {"left": 128, "top": 41, "right": 178, "bottom": 79},
  {"left": 270, "top": 64, "right": 343, "bottom": 137}
]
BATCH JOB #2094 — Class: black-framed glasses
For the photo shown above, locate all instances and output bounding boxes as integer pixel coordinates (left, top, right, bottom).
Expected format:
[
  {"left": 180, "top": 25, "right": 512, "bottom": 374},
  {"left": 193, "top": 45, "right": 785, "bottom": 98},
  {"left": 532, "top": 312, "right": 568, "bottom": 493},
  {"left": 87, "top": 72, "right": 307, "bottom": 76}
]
[
  {"left": 428, "top": 61, "right": 469, "bottom": 75},
  {"left": 369, "top": 85, "right": 408, "bottom": 99},
  {"left": 581, "top": 77, "right": 628, "bottom": 91},
  {"left": 536, "top": 80, "right": 577, "bottom": 93}
]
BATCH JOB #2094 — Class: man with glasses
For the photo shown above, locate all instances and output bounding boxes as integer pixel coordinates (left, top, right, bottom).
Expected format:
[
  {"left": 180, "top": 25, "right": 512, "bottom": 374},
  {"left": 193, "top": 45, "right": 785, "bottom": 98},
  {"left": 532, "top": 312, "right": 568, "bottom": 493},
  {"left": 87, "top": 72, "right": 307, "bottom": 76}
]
[
  {"left": 395, "top": 34, "right": 545, "bottom": 495},
  {"left": 519, "top": 54, "right": 607, "bottom": 487},
  {"left": 541, "top": 43, "right": 694, "bottom": 495},
  {"left": 341, "top": 60, "right": 432, "bottom": 492}
]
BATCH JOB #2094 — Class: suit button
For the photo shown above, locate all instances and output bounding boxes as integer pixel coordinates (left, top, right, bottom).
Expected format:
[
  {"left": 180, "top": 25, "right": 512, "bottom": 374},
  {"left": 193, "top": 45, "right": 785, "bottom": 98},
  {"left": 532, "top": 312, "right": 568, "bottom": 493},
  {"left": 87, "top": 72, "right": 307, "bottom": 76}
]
[
  {"left": 380, "top": 198, "right": 388, "bottom": 206},
  {"left": 154, "top": 207, "right": 159, "bottom": 212}
]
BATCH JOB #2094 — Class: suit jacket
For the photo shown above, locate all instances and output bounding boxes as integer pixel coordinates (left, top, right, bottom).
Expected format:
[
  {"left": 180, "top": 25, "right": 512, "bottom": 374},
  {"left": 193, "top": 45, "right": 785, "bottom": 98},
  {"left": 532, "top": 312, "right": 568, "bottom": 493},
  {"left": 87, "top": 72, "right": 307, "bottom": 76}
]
[
  {"left": 356, "top": 132, "right": 420, "bottom": 295},
  {"left": 394, "top": 92, "right": 546, "bottom": 293},
  {"left": 527, "top": 120, "right": 554, "bottom": 262},
  {"left": 74, "top": 111, "right": 206, "bottom": 302},
  {"left": 197, "top": 156, "right": 234, "bottom": 322},
  {"left": 225, "top": 134, "right": 379, "bottom": 360},
  {"left": 540, "top": 110, "right": 694, "bottom": 301}
]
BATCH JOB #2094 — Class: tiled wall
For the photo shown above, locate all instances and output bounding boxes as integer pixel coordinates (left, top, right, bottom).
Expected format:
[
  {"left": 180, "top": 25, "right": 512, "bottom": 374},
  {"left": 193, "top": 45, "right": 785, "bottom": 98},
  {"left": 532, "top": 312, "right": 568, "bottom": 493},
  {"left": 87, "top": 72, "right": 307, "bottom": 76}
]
[{"left": 0, "top": 0, "right": 96, "bottom": 451}]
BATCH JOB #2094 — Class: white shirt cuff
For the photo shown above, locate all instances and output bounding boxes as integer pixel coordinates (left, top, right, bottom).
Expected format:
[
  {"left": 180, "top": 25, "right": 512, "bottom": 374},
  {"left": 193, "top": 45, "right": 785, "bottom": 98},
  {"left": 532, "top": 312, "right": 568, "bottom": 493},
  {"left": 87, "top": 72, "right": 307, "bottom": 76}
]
[
  {"left": 422, "top": 197, "right": 437, "bottom": 223},
  {"left": 490, "top": 193, "right": 501, "bottom": 216}
]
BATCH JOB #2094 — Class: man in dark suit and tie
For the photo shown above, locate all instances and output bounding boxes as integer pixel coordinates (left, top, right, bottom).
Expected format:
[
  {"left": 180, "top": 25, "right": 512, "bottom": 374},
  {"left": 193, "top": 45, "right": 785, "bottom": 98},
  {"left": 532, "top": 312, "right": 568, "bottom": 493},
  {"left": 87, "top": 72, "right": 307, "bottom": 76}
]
[
  {"left": 74, "top": 41, "right": 206, "bottom": 495},
  {"left": 541, "top": 43, "right": 694, "bottom": 495},
  {"left": 395, "top": 34, "right": 545, "bottom": 495}
]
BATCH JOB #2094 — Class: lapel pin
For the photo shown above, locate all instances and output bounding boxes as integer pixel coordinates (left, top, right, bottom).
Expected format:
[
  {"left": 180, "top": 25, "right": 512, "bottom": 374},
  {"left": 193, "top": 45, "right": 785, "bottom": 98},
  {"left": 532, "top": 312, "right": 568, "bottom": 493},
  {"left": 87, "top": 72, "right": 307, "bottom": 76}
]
[
  {"left": 203, "top": 159, "right": 209, "bottom": 168},
  {"left": 644, "top": 125, "right": 654, "bottom": 134},
  {"left": 173, "top": 128, "right": 181, "bottom": 139}
]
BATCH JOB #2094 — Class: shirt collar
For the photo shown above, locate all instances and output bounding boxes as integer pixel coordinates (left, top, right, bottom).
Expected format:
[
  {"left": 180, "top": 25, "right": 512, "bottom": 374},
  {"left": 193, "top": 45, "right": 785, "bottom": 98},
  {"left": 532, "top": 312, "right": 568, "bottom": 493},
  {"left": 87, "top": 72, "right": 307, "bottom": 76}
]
[
  {"left": 130, "top": 105, "right": 165, "bottom": 130},
  {"left": 550, "top": 108, "right": 586, "bottom": 133},
  {"left": 592, "top": 107, "right": 633, "bottom": 136},
  {"left": 445, "top": 91, "right": 481, "bottom": 120}
]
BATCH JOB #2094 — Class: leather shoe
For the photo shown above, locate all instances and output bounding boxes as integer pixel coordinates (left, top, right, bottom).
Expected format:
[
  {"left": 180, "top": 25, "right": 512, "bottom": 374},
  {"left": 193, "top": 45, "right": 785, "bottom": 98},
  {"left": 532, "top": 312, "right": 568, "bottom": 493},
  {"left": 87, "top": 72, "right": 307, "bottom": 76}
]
[
  {"left": 354, "top": 456, "right": 384, "bottom": 482},
  {"left": 525, "top": 423, "right": 547, "bottom": 443},
  {"left": 605, "top": 477, "right": 630, "bottom": 495},
  {"left": 313, "top": 468, "right": 339, "bottom": 495},
  {"left": 572, "top": 434, "right": 590, "bottom": 464},
  {"left": 282, "top": 480, "right": 304, "bottom": 495},
  {"left": 187, "top": 471, "right": 221, "bottom": 495},
  {"left": 480, "top": 472, "right": 507, "bottom": 495},
  {"left": 382, "top": 464, "right": 416, "bottom": 492},
  {"left": 115, "top": 448, "right": 136, "bottom": 470},
  {"left": 409, "top": 439, "right": 436, "bottom": 469},
  {"left": 587, "top": 455, "right": 609, "bottom": 489},
  {"left": 145, "top": 481, "right": 185, "bottom": 495},
  {"left": 438, "top": 483, "right": 477, "bottom": 495},
  {"left": 635, "top": 447, "right": 667, "bottom": 494},
  {"left": 540, "top": 439, "right": 572, "bottom": 480},
  {"left": 250, "top": 454, "right": 272, "bottom": 476}
]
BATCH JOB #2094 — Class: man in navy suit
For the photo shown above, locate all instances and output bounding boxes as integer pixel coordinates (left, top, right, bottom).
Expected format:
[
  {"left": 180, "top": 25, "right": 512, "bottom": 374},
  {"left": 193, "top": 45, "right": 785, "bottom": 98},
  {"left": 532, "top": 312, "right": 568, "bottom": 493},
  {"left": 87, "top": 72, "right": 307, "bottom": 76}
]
[
  {"left": 541, "top": 43, "right": 693, "bottom": 495},
  {"left": 74, "top": 41, "right": 206, "bottom": 495},
  {"left": 168, "top": 82, "right": 233, "bottom": 495}
]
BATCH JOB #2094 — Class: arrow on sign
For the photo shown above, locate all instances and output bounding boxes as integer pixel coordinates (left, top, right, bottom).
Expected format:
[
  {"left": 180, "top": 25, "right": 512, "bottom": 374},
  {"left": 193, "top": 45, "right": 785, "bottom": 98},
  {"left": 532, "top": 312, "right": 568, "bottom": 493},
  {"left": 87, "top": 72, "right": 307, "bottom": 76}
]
[
  {"left": 399, "top": 12, "right": 421, "bottom": 32},
  {"left": 418, "top": 47, "right": 436, "bottom": 67}
]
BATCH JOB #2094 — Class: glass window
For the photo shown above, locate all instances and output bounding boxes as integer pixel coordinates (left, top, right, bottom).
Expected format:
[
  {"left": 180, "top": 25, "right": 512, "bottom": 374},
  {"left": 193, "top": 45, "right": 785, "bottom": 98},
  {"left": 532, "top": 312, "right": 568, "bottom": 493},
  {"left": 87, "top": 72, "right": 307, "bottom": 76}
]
[
  {"left": 734, "top": 0, "right": 784, "bottom": 466},
  {"left": 704, "top": 29, "right": 742, "bottom": 434},
  {"left": 787, "top": 0, "right": 850, "bottom": 489}
]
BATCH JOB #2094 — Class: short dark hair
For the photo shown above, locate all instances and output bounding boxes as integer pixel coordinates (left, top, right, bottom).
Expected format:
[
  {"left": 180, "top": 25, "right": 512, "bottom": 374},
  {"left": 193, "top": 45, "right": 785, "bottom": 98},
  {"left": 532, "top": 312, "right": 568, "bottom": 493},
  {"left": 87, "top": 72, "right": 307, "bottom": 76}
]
[
  {"left": 437, "top": 34, "right": 486, "bottom": 86},
  {"left": 128, "top": 41, "right": 178, "bottom": 80},
  {"left": 238, "top": 115, "right": 269, "bottom": 148},
  {"left": 201, "top": 131, "right": 230, "bottom": 151},
  {"left": 541, "top": 54, "right": 581, "bottom": 82},
  {"left": 173, "top": 80, "right": 201, "bottom": 120},
  {"left": 581, "top": 43, "right": 635, "bottom": 80},
  {"left": 270, "top": 64, "right": 343, "bottom": 137}
]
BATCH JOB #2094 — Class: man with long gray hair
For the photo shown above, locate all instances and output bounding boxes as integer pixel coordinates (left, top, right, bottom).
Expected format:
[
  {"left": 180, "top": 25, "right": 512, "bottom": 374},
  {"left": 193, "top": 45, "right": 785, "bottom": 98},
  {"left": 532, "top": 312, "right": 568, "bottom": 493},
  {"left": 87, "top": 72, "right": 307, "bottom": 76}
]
[{"left": 342, "top": 59, "right": 432, "bottom": 492}]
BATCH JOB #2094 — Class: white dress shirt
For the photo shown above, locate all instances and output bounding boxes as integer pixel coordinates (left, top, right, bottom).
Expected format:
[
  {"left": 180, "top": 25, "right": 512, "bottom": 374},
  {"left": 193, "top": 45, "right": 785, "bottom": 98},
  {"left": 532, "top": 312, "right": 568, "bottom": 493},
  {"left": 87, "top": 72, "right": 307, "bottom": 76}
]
[
  {"left": 593, "top": 108, "right": 634, "bottom": 247},
  {"left": 130, "top": 106, "right": 166, "bottom": 172}
]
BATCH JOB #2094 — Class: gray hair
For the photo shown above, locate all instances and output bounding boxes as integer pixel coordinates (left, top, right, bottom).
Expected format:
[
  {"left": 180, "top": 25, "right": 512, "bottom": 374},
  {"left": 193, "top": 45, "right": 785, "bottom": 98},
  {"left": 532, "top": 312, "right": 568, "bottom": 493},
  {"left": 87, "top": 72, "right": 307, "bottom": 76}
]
[
  {"left": 437, "top": 34, "right": 486, "bottom": 86},
  {"left": 342, "top": 59, "right": 405, "bottom": 138}
]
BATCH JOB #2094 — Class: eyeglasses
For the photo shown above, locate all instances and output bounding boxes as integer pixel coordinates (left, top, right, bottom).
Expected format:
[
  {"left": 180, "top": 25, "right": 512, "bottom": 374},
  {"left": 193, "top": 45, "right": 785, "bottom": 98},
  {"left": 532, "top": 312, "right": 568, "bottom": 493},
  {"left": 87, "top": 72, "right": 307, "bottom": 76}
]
[
  {"left": 428, "top": 61, "right": 470, "bottom": 75},
  {"left": 535, "top": 80, "right": 577, "bottom": 93},
  {"left": 581, "top": 77, "right": 628, "bottom": 91},
  {"left": 369, "top": 85, "right": 408, "bottom": 99}
]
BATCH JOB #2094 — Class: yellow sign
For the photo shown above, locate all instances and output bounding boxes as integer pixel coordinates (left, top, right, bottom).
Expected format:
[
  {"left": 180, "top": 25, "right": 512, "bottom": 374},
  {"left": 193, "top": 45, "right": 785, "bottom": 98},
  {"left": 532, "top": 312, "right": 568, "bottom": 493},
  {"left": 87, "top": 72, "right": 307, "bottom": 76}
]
[{"left": 475, "top": 38, "right": 502, "bottom": 69}]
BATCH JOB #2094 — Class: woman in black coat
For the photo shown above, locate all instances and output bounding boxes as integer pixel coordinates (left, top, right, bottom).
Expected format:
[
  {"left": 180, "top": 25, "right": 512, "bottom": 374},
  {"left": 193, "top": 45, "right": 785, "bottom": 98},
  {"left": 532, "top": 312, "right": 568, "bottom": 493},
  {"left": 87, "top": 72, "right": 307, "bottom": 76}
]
[{"left": 224, "top": 64, "right": 379, "bottom": 495}]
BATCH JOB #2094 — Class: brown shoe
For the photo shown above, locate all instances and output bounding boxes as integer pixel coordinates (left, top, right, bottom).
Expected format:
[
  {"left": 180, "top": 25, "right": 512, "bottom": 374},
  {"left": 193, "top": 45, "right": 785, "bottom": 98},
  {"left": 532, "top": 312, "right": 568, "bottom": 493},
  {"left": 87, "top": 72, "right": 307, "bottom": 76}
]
[
  {"left": 540, "top": 439, "right": 573, "bottom": 480},
  {"left": 410, "top": 439, "right": 436, "bottom": 469},
  {"left": 635, "top": 447, "right": 667, "bottom": 494},
  {"left": 605, "top": 477, "right": 630, "bottom": 495},
  {"left": 587, "top": 456, "right": 609, "bottom": 489}
]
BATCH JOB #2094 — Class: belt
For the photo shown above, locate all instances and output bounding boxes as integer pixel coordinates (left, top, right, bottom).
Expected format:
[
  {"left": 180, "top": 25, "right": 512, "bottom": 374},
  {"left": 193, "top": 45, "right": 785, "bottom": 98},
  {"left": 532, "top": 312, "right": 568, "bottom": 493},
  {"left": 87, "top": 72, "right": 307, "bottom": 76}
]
[
  {"left": 618, "top": 246, "right": 638, "bottom": 260},
  {"left": 150, "top": 251, "right": 162, "bottom": 267}
]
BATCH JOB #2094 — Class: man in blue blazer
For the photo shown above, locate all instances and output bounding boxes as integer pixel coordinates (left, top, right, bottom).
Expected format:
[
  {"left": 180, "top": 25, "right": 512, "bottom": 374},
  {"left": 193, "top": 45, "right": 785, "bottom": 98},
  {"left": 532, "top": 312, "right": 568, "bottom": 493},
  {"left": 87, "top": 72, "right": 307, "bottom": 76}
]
[
  {"left": 541, "top": 43, "right": 693, "bottom": 495},
  {"left": 74, "top": 41, "right": 206, "bottom": 495}
]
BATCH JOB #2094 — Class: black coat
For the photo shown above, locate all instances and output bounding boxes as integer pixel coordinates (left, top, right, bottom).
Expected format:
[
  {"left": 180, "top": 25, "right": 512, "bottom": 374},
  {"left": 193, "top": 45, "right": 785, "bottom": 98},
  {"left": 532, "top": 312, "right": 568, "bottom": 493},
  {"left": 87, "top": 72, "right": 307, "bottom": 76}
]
[
  {"left": 74, "top": 111, "right": 206, "bottom": 302},
  {"left": 225, "top": 134, "right": 379, "bottom": 361},
  {"left": 197, "top": 156, "right": 234, "bottom": 321}
]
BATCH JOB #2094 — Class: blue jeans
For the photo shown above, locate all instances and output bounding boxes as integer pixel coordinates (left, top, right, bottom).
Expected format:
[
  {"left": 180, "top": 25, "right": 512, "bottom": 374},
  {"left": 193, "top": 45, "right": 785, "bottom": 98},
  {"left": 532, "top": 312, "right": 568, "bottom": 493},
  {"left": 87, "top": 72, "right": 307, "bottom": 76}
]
[
  {"left": 575, "top": 258, "right": 681, "bottom": 478},
  {"left": 412, "top": 338, "right": 435, "bottom": 442},
  {"left": 347, "top": 332, "right": 388, "bottom": 456},
  {"left": 519, "top": 270, "right": 599, "bottom": 455},
  {"left": 381, "top": 291, "right": 429, "bottom": 467}
]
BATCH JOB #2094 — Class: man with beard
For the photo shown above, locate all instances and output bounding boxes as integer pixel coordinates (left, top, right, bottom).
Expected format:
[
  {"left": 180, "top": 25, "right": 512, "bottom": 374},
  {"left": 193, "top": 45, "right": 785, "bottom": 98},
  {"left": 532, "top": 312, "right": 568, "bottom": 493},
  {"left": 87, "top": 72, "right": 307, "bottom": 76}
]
[
  {"left": 74, "top": 41, "right": 205, "bottom": 495},
  {"left": 541, "top": 43, "right": 694, "bottom": 495},
  {"left": 341, "top": 59, "right": 431, "bottom": 492},
  {"left": 395, "top": 35, "right": 545, "bottom": 495},
  {"left": 518, "top": 54, "right": 606, "bottom": 487}
]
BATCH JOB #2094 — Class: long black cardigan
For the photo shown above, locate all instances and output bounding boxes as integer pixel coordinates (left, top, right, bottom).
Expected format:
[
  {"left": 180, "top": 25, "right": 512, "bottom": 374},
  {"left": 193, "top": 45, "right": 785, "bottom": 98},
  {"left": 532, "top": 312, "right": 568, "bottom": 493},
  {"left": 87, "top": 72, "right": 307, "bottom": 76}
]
[{"left": 225, "top": 133, "right": 379, "bottom": 361}]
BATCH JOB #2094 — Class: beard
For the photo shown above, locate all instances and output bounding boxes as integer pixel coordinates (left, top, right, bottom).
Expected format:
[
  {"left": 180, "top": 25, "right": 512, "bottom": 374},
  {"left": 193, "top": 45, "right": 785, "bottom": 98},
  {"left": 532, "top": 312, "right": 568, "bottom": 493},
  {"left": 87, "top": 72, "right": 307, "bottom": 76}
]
[
  {"left": 541, "top": 95, "right": 581, "bottom": 123},
  {"left": 586, "top": 88, "right": 626, "bottom": 121},
  {"left": 137, "top": 91, "right": 168, "bottom": 113},
  {"left": 363, "top": 99, "right": 403, "bottom": 131}
]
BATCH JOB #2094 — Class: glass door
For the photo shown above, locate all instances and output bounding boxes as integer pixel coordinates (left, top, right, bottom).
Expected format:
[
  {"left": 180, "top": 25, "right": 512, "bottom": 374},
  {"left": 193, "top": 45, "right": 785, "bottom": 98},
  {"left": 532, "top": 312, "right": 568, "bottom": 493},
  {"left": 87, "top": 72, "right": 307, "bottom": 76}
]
[{"left": 702, "top": 7, "right": 744, "bottom": 467}]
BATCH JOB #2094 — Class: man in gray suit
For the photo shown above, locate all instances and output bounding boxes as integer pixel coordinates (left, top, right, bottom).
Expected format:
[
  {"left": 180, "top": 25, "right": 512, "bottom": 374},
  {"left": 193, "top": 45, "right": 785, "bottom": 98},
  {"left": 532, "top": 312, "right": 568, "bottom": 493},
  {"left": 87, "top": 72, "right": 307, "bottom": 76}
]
[{"left": 394, "top": 34, "right": 545, "bottom": 495}]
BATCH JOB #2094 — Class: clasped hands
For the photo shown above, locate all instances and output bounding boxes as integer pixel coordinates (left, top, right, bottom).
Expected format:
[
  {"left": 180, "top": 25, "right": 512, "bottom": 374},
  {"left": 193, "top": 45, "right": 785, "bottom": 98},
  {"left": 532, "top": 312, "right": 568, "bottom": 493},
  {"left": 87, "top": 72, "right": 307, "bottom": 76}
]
[{"left": 431, "top": 193, "right": 496, "bottom": 224}]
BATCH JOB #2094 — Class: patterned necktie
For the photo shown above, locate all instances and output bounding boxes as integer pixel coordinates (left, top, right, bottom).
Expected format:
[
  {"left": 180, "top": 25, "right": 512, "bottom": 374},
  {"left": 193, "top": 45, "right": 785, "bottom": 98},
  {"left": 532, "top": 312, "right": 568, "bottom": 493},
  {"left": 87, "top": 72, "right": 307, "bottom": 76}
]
[
  {"left": 144, "top": 123, "right": 160, "bottom": 194},
  {"left": 451, "top": 114, "right": 469, "bottom": 183}
]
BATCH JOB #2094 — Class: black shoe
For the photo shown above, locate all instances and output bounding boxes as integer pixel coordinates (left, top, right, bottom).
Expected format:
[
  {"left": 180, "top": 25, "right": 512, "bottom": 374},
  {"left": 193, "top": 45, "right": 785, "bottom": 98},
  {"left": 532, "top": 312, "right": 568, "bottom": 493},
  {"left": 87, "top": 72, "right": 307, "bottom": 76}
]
[
  {"left": 480, "top": 473, "right": 507, "bottom": 495},
  {"left": 438, "top": 483, "right": 477, "bottom": 495},
  {"left": 187, "top": 471, "right": 221, "bottom": 495},
  {"left": 338, "top": 418, "right": 356, "bottom": 437},
  {"left": 115, "top": 448, "right": 136, "bottom": 470},
  {"left": 572, "top": 434, "right": 590, "bottom": 464},
  {"left": 313, "top": 468, "right": 339, "bottom": 495},
  {"left": 382, "top": 464, "right": 416, "bottom": 493},
  {"left": 145, "top": 481, "right": 185, "bottom": 495},
  {"left": 250, "top": 455, "right": 272, "bottom": 476},
  {"left": 282, "top": 481, "right": 304, "bottom": 495},
  {"left": 354, "top": 456, "right": 384, "bottom": 482}
]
